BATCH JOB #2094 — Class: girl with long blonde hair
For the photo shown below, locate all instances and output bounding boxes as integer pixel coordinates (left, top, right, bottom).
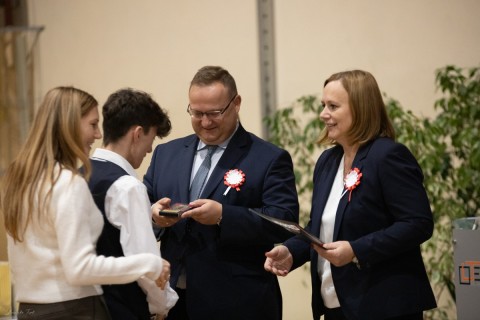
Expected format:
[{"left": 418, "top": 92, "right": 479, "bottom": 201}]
[{"left": 1, "top": 87, "right": 168, "bottom": 320}]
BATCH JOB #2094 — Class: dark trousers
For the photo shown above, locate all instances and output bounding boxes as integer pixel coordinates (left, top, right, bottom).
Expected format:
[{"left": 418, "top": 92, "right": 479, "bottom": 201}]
[
  {"left": 166, "top": 288, "right": 188, "bottom": 320},
  {"left": 102, "top": 283, "right": 150, "bottom": 320},
  {"left": 324, "top": 307, "right": 424, "bottom": 320},
  {"left": 18, "top": 295, "right": 111, "bottom": 320},
  {"left": 324, "top": 307, "right": 347, "bottom": 320},
  {"left": 387, "top": 313, "right": 423, "bottom": 320}
]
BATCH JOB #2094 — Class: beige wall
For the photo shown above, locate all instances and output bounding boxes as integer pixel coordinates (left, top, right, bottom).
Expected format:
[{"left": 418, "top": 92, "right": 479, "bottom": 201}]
[
  {"left": 27, "top": 0, "right": 262, "bottom": 146},
  {"left": 1, "top": 0, "right": 478, "bottom": 318},
  {"left": 26, "top": 0, "right": 480, "bottom": 174},
  {"left": 275, "top": 0, "right": 480, "bottom": 118}
]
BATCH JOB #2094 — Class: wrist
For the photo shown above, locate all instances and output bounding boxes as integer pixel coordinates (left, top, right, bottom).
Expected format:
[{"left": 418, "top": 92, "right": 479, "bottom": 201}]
[{"left": 352, "top": 256, "right": 360, "bottom": 269}]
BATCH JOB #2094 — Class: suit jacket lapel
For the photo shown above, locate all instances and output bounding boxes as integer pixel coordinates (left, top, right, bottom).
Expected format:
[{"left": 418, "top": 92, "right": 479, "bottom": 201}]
[
  {"left": 172, "top": 135, "right": 199, "bottom": 241},
  {"left": 312, "top": 147, "right": 343, "bottom": 237},
  {"left": 201, "top": 124, "right": 251, "bottom": 199},
  {"left": 332, "top": 141, "right": 373, "bottom": 240},
  {"left": 179, "top": 135, "right": 200, "bottom": 203}
]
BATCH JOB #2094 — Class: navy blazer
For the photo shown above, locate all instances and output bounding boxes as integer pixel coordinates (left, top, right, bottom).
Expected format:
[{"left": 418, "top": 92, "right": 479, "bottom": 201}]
[
  {"left": 144, "top": 124, "right": 299, "bottom": 320},
  {"left": 285, "top": 137, "right": 436, "bottom": 320}
]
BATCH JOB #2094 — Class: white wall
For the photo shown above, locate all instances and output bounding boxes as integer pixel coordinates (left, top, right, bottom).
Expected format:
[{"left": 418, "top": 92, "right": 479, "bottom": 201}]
[{"left": 25, "top": 1, "right": 480, "bottom": 319}]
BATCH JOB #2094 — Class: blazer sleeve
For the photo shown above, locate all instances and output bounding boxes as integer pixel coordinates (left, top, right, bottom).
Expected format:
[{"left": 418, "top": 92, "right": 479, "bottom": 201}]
[{"left": 284, "top": 147, "right": 335, "bottom": 270}]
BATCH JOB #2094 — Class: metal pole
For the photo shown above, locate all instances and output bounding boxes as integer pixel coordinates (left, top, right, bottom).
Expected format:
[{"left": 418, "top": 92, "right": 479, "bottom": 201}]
[{"left": 257, "top": 0, "right": 277, "bottom": 140}]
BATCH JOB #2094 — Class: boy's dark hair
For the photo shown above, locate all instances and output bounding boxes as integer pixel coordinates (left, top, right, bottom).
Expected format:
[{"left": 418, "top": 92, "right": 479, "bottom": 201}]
[{"left": 102, "top": 88, "right": 171, "bottom": 145}]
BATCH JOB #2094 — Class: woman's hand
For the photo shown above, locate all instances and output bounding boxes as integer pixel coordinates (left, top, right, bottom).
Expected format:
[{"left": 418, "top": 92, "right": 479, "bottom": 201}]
[
  {"left": 264, "top": 245, "right": 293, "bottom": 276},
  {"left": 155, "top": 259, "right": 171, "bottom": 289},
  {"left": 315, "top": 240, "right": 355, "bottom": 267}
]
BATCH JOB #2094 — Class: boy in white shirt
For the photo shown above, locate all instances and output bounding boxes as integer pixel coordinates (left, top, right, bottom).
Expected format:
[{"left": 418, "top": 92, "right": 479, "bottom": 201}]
[{"left": 88, "top": 88, "right": 178, "bottom": 320}]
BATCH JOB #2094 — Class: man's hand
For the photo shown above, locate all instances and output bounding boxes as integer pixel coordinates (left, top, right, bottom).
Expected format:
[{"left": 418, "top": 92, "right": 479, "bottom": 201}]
[
  {"left": 151, "top": 197, "right": 181, "bottom": 227},
  {"left": 181, "top": 199, "right": 222, "bottom": 225}
]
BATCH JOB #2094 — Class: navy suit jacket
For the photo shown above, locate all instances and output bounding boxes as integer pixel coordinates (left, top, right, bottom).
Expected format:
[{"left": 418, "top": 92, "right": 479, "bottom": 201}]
[
  {"left": 285, "top": 137, "right": 436, "bottom": 320},
  {"left": 144, "top": 124, "right": 299, "bottom": 320}
]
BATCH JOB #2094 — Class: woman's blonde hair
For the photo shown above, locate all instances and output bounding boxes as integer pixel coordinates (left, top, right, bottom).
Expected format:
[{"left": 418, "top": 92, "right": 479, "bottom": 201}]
[
  {"left": 1, "top": 86, "right": 97, "bottom": 242},
  {"left": 318, "top": 70, "right": 395, "bottom": 146}
]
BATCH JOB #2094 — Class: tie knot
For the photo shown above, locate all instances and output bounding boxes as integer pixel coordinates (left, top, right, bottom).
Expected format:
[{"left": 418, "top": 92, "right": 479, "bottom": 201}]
[{"left": 205, "top": 145, "right": 217, "bottom": 156}]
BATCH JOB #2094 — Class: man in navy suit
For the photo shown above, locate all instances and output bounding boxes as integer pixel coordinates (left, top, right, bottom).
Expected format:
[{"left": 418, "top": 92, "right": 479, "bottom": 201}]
[
  {"left": 144, "top": 66, "right": 299, "bottom": 320},
  {"left": 265, "top": 70, "right": 436, "bottom": 320}
]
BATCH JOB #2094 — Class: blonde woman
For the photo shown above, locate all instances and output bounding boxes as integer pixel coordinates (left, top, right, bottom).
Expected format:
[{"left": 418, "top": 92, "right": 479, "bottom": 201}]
[{"left": 1, "top": 87, "right": 169, "bottom": 320}]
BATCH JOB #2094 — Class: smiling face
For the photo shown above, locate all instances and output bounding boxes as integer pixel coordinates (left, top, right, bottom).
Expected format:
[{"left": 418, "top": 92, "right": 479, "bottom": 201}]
[
  {"left": 320, "top": 80, "right": 353, "bottom": 147},
  {"left": 189, "top": 82, "right": 240, "bottom": 145},
  {"left": 80, "top": 106, "right": 102, "bottom": 155}
]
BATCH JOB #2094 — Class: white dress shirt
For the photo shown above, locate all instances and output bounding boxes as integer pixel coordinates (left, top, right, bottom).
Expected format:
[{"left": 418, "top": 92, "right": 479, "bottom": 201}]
[
  {"left": 91, "top": 148, "right": 178, "bottom": 315},
  {"left": 317, "top": 155, "right": 345, "bottom": 308}
]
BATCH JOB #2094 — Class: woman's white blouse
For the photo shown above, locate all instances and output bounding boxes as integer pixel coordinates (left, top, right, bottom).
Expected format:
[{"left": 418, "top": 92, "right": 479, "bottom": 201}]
[
  {"left": 317, "top": 156, "right": 345, "bottom": 308},
  {"left": 8, "top": 167, "right": 162, "bottom": 303}
]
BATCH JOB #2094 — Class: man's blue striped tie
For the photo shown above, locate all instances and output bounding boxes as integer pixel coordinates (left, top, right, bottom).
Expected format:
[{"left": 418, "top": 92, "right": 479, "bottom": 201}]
[{"left": 189, "top": 145, "right": 217, "bottom": 202}]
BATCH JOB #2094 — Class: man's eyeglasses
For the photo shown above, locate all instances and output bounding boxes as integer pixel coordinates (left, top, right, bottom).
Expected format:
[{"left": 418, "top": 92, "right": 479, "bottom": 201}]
[{"left": 187, "top": 94, "right": 237, "bottom": 120}]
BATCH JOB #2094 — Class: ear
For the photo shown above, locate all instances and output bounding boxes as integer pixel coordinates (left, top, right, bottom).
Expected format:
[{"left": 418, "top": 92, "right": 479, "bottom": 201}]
[
  {"left": 131, "top": 126, "right": 144, "bottom": 143},
  {"left": 129, "top": 126, "right": 143, "bottom": 145},
  {"left": 234, "top": 95, "right": 241, "bottom": 112}
]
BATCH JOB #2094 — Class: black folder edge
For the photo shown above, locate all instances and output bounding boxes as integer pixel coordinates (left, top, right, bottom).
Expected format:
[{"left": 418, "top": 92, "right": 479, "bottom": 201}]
[
  {"left": 159, "top": 203, "right": 192, "bottom": 218},
  {"left": 248, "top": 208, "right": 324, "bottom": 247}
]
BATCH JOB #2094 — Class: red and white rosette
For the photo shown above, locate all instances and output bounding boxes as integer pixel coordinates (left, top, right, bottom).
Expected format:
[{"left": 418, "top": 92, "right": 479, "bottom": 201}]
[
  {"left": 342, "top": 167, "right": 362, "bottom": 202},
  {"left": 223, "top": 169, "right": 245, "bottom": 196}
]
